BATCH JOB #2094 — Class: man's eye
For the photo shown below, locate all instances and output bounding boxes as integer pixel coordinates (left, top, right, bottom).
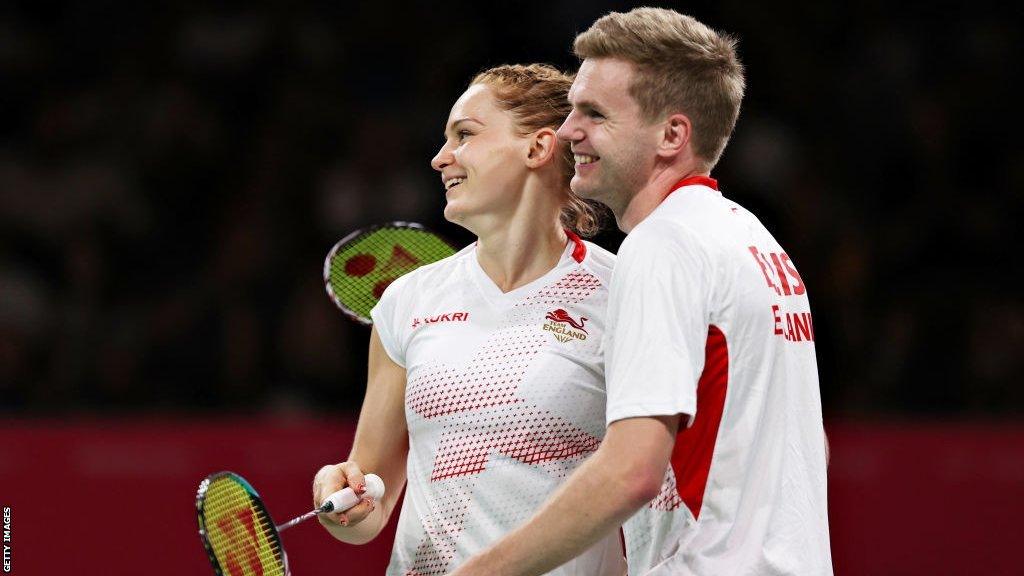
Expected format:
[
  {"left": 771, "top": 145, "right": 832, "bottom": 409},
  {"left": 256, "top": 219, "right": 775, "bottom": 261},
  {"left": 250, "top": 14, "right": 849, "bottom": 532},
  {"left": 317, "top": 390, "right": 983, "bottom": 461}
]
[{"left": 587, "top": 110, "right": 605, "bottom": 120}]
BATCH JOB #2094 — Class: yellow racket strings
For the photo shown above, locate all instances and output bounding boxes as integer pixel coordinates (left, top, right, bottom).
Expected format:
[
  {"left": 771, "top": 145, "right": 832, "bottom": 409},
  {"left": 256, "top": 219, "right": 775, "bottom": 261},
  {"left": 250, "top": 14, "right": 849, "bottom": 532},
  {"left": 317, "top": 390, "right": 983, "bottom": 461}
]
[{"left": 202, "top": 476, "right": 285, "bottom": 576}]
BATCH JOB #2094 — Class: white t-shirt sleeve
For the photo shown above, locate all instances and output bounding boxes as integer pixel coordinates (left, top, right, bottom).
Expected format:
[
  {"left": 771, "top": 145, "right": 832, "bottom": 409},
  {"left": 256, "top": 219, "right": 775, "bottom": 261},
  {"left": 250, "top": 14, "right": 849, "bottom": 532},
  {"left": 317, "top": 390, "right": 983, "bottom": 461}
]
[
  {"left": 605, "top": 219, "right": 713, "bottom": 427},
  {"left": 369, "top": 276, "right": 410, "bottom": 368}
]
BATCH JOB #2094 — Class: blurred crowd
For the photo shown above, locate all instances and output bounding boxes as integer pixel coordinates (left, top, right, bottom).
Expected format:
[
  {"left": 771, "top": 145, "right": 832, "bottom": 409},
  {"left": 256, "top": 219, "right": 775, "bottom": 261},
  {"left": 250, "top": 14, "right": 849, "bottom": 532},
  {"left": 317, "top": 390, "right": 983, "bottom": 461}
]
[{"left": 1, "top": 1, "right": 1020, "bottom": 417}]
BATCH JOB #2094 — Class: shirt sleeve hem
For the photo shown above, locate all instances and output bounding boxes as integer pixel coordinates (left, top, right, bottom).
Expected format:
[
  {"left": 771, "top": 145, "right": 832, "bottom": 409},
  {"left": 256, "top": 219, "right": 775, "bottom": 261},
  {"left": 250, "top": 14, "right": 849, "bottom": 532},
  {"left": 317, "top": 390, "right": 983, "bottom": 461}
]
[
  {"left": 606, "top": 400, "right": 696, "bottom": 428},
  {"left": 369, "top": 308, "right": 407, "bottom": 368}
]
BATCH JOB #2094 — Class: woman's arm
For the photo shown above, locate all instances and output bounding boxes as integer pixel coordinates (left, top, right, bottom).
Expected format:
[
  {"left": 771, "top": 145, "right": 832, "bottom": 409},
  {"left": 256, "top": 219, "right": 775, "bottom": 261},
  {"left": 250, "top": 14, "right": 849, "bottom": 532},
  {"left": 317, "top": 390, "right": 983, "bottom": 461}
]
[{"left": 313, "top": 325, "right": 409, "bottom": 544}]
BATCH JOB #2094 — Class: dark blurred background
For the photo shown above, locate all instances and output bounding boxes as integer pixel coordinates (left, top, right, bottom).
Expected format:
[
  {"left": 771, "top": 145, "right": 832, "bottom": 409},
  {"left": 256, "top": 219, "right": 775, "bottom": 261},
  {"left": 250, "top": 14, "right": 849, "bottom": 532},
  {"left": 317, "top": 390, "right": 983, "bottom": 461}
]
[{"left": 1, "top": 1, "right": 1021, "bottom": 574}]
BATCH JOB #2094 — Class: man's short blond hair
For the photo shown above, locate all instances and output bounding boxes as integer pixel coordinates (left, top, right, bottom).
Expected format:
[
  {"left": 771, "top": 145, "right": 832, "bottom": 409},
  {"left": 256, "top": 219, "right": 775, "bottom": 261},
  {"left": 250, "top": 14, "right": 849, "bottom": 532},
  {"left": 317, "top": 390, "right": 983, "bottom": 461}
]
[{"left": 574, "top": 8, "right": 745, "bottom": 169}]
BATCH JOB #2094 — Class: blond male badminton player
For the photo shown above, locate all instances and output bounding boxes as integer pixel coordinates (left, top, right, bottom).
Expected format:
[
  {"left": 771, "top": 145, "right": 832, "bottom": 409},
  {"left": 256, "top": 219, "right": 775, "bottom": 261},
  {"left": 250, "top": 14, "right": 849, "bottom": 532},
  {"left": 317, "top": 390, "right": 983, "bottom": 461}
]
[{"left": 453, "top": 9, "right": 833, "bottom": 576}]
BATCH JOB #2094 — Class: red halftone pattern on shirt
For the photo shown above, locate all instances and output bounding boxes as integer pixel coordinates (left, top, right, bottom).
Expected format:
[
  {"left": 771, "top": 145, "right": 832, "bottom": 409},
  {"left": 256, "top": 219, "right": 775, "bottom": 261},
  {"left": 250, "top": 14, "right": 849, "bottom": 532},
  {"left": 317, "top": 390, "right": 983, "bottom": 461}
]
[
  {"left": 405, "top": 270, "right": 602, "bottom": 420},
  {"left": 431, "top": 406, "right": 601, "bottom": 481},
  {"left": 405, "top": 352, "right": 532, "bottom": 419},
  {"left": 531, "top": 270, "right": 601, "bottom": 305},
  {"left": 648, "top": 467, "right": 685, "bottom": 512},
  {"left": 402, "top": 482, "right": 475, "bottom": 576},
  {"left": 400, "top": 267, "right": 603, "bottom": 576}
]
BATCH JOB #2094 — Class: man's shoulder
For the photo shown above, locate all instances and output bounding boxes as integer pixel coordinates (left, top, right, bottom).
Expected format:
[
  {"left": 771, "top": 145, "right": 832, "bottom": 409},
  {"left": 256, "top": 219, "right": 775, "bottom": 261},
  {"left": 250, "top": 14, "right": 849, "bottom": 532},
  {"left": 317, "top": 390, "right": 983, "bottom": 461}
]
[
  {"left": 620, "top": 213, "right": 703, "bottom": 261},
  {"left": 627, "top": 188, "right": 768, "bottom": 261},
  {"left": 658, "top": 185, "right": 739, "bottom": 227}
]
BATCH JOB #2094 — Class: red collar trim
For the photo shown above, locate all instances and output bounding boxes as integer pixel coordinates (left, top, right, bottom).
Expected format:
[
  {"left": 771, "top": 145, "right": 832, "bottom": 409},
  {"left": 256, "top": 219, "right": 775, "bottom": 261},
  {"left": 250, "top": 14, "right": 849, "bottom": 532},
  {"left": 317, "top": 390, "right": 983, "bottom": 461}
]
[
  {"left": 668, "top": 175, "right": 719, "bottom": 196},
  {"left": 474, "top": 231, "right": 586, "bottom": 263},
  {"left": 565, "top": 229, "right": 587, "bottom": 263}
]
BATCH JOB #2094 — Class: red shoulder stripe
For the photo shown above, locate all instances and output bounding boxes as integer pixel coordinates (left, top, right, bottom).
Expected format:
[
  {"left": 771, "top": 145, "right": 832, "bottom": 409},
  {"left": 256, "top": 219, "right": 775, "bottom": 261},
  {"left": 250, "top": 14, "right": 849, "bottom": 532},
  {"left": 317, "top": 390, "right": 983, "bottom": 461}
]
[{"left": 565, "top": 229, "right": 587, "bottom": 263}]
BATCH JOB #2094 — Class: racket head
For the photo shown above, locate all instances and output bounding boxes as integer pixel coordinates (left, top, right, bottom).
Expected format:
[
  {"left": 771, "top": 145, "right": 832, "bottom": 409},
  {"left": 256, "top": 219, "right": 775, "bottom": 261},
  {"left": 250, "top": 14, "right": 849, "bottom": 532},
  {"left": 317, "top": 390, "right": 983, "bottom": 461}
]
[
  {"left": 324, "top": 221, "right": 457, "bottom": 324},
  {"left": 196, "top": 471, "right": 289, "bottom": 576}
]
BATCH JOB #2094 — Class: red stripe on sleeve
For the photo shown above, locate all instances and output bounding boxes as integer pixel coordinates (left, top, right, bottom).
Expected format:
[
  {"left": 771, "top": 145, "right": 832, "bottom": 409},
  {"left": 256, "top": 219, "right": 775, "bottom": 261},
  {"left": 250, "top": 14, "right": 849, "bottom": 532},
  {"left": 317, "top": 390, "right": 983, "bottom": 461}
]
[{"left": 670, "top": 325, "right": 729, "bottom": 519}]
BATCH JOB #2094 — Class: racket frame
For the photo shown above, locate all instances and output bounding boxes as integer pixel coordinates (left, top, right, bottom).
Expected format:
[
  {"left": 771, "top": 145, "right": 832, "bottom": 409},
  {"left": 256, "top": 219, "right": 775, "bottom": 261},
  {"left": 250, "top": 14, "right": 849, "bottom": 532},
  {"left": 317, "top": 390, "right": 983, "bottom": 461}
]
[{"left": 196, "top": 470, "right": 290, "bottom": 576}]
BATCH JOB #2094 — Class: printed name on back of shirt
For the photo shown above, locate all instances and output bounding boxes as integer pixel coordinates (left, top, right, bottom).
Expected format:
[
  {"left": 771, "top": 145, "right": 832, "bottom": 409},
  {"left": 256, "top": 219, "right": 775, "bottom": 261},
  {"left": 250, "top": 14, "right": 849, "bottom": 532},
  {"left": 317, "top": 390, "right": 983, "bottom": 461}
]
[{"left": 748, "top": 246, "right": 815, "bottom": 343}]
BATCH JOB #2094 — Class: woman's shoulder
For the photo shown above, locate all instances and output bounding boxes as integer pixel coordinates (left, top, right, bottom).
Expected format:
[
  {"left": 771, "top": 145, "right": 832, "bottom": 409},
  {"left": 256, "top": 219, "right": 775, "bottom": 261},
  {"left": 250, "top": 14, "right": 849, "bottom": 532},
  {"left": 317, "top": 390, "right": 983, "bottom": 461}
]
[
  {"left": 380, "top": 242, "right": 475, "bottom": 299},
  {"left": 580, "top": 239, "right": 616, "bottom": 285}
]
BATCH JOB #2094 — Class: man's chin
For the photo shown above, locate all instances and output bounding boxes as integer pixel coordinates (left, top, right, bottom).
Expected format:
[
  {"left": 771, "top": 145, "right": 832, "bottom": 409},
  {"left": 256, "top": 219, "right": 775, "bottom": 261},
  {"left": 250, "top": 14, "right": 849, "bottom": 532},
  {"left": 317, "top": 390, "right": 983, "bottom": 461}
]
[{"left": 570, "top": 175, "right": 601, "bottom": 201}]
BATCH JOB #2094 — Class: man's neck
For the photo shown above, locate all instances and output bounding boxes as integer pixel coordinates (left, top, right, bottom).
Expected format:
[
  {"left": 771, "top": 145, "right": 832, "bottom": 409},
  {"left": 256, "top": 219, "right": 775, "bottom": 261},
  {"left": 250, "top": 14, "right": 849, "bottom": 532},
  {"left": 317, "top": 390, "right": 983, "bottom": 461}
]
[{"left": 618, "top": 166, "right": 707, "bottom": 233}]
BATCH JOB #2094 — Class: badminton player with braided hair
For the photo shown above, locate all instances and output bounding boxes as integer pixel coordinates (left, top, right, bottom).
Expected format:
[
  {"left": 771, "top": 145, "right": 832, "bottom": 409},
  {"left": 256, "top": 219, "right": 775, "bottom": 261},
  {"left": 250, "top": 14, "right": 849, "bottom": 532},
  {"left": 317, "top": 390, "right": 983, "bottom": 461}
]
[
  {"left": 311, "top": 64, "right": 625, "bottom": 576},
  {"left": 453, "top": 8, "right": 833, "bottom": 576}
]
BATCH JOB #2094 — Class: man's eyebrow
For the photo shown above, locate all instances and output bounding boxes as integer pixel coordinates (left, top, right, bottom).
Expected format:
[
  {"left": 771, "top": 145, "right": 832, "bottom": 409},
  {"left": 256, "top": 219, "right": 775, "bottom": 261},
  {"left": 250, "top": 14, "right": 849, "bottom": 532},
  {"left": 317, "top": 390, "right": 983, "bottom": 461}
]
[
  {"left": 573, "top": 99, "right": 604, "bottom": 114},
  {"left": 444, "top": 117, "right": 483, "bottom": 136}
]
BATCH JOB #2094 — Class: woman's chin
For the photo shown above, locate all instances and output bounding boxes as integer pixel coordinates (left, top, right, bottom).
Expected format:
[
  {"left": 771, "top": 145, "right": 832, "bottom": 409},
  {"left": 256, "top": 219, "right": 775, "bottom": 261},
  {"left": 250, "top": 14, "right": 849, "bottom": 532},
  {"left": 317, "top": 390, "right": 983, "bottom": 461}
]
[{"left": 443, "top": 204, "right": 466, "bottom": 224}]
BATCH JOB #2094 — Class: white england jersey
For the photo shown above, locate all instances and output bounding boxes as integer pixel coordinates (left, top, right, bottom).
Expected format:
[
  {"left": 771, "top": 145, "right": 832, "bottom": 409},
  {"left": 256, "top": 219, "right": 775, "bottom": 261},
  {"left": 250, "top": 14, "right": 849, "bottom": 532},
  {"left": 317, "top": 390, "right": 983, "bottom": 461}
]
[
  {"left": 371, "top": 233, "right": 624, "bottom": 576},
  {"left": 606, "top": 177, "right": 833, "bottom": 575}
]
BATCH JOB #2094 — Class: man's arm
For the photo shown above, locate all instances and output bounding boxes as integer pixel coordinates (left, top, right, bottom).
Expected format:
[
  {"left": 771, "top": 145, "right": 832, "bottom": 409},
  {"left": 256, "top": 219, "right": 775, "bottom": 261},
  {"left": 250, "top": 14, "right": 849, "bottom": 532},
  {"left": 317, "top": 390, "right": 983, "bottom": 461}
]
[{"left": 450, "top": 414, "right": 680, "bottom": 576}]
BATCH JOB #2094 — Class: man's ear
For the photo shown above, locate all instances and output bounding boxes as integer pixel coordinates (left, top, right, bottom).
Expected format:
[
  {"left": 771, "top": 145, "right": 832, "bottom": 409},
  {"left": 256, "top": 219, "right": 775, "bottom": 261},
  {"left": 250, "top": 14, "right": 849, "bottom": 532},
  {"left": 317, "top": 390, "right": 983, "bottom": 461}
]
[
  {"left": 526, "top": 128, "right": 559, "bottom": 168},
  {"left": 656, "top": 113, "right": 692, "bottom": 159}
]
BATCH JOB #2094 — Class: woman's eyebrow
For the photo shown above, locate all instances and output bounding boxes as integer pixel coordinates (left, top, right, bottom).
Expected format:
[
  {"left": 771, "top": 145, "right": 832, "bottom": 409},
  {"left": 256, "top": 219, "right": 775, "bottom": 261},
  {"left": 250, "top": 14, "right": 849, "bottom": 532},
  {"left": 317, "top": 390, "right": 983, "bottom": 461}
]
[{"left": 445, "top": 117, "right": 484, "bottom": 136}]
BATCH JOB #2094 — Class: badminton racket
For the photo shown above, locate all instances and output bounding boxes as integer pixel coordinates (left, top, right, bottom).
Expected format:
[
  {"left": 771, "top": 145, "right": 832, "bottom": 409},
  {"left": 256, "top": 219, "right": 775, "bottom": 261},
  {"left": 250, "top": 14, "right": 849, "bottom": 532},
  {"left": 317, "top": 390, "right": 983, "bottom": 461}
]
[
  {"left": 196, "top": 471, "right": 385, "bottom": 575},
  {"left": 324, "top": 221, "right": 456, "bottom": 324}
]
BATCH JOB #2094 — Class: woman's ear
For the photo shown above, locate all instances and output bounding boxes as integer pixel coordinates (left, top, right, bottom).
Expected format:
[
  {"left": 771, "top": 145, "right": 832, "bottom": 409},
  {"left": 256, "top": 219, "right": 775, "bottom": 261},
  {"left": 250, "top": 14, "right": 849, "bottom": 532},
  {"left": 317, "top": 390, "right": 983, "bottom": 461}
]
[{"left": 525, "top": 128, "right": 559, "bottom": 168}]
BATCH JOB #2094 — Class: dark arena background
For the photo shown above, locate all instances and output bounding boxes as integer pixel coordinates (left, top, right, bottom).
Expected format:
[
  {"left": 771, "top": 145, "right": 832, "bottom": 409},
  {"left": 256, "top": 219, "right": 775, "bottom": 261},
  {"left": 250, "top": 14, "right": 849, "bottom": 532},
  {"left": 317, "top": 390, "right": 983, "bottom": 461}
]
[{"left": 1, "top": 1, "right": 1021, "bottom": 574}]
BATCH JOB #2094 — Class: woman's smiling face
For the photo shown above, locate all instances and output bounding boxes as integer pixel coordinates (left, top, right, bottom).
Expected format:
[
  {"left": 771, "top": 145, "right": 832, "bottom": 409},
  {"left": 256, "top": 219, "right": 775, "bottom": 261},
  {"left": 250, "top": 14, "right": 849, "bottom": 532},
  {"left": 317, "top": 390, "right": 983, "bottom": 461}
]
[{"left": 431, "top": 84, "right": 530, "bottom": 230}]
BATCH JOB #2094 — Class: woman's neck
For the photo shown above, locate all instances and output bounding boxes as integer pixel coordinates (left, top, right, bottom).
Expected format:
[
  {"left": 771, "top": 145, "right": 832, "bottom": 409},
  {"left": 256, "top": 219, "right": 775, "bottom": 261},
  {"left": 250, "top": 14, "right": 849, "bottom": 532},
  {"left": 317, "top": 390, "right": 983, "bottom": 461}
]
[{"left": 474, "top": 212, "right": 568, "bottom": 294}]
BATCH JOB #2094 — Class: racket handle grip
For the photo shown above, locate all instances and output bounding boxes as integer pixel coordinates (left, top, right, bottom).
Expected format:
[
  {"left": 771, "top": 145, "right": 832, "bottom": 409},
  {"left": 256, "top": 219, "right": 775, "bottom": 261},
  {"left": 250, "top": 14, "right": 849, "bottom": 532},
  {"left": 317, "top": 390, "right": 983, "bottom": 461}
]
[{"left": 319, "top": 473, "right": 385, "bottom": 514}]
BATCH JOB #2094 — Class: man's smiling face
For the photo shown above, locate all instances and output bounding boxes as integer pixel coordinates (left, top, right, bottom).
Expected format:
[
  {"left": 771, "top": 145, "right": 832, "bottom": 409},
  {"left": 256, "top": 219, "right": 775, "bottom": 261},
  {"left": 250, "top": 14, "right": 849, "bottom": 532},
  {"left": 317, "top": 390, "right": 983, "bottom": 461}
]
[{"left": 556, "top": 58, "right": 658, "bottom": 216}]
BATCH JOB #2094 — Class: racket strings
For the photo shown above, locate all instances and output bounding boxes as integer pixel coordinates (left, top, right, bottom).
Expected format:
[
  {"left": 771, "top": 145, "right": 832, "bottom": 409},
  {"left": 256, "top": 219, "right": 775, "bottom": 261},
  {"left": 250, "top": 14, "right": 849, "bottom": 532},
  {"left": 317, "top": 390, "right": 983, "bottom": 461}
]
[
  {"left": 202, "top": 476, "right": 285, "bottom": 575},
  {"left": 326, "top": 224, "right": 456, "bottom": 323}
]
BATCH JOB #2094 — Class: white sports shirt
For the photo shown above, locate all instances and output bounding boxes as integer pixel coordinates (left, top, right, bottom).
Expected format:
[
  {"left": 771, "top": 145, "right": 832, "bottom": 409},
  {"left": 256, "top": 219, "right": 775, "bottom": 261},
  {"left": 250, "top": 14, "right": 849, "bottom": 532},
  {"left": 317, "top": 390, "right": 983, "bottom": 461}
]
[
  {"left": 606, "top": 176, "right": 833, "bottom": 575},
  {"left": 371, "top": 232, "right": 624, "bottom": 576}
]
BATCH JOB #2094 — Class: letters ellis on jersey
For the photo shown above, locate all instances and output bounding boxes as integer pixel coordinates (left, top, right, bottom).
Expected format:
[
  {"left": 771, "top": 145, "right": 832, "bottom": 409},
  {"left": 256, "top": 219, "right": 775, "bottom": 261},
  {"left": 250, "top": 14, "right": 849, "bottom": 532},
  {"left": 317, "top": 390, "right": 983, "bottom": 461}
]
[{"left": 747, "top": 246, "right": 815, "bottom": 342}]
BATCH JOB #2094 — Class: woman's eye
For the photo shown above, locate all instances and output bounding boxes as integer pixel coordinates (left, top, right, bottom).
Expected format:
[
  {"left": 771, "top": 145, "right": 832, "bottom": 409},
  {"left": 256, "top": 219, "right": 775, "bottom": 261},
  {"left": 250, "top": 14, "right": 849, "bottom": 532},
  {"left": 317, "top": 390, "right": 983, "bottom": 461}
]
[{"left": 457, "top": 130, "right": 473, "bottom": 141}]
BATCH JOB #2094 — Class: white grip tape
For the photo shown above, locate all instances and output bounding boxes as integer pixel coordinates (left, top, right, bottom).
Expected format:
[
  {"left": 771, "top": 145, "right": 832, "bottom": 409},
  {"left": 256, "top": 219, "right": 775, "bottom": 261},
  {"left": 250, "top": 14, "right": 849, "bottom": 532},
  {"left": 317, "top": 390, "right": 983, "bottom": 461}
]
[{"left": 322, "top": 473, "right": 385, "bottom": 513}]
